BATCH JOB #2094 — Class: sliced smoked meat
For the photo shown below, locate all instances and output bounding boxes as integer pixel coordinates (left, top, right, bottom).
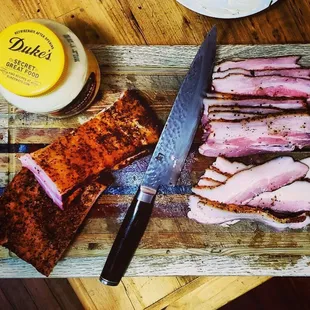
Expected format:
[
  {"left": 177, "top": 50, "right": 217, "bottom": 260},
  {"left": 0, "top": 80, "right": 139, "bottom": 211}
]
[
  {"left": 212, "top": 74, "right": 310, "bottom": 98},
  {"left": 200, "top": 113, "right": 310, "bottom": 157},
  {"left": 192, "top": 157, "right": 308, "bottom": 205},
  {"left": 214, "top": 56, "right": 301, "bottom": 72},
  {"left": 247, "top": 181, "right": 310, "bottom": 213},
  {"left": 211, "top": 156, "right": 252, "bottom": 175},
  {"left": 204, "top": 97, "right": 307, "bottom": 111},
  {"left": 188, "top": 196, "right": 310, "bottom": 230},
  {"left": 213, "top": 68, "right": 310, "bottom": 79}
]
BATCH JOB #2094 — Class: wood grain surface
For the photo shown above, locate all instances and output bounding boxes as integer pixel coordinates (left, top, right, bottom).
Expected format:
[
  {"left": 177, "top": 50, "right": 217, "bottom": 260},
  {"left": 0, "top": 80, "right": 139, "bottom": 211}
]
[
  {"left": 69, "top": 276, "right": 270, "bottom": 310},
  {"left": 1, "top": 44, "right": 310, "bottom": 277},
  {"left": 0, "top": 279, "right": 83, "bottom": 310},
  {"left": 1, "top": 0, "right": 310, "bottom": 45}
]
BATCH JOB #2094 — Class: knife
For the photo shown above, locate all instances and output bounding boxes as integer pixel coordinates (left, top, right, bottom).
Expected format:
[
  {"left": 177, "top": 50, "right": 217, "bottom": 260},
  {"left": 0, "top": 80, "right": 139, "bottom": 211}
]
[{"left": 100, "top": 26, "right": 217, "bottom": 286}]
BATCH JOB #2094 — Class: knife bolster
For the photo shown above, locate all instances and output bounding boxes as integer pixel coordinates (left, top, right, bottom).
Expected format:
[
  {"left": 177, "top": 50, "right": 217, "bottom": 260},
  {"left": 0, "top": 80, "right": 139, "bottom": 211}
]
[{"left": 138, "top": 186, "right": 157, "bottom": 203}]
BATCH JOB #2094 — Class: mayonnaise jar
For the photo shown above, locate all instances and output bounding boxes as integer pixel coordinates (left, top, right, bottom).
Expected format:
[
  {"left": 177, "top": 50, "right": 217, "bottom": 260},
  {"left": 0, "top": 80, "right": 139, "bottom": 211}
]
[{"left": 0, "top": 19, "right": 101, "bottom": 117}]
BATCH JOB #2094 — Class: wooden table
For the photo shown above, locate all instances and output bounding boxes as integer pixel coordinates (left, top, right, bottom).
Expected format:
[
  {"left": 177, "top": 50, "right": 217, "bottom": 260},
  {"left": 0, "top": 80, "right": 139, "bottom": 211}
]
[
  {"left": 1, "top": 0, "right": 310, "bottom": 309},
  {"left": 1, "top": 0, "right": 310, "bottom": 45}
]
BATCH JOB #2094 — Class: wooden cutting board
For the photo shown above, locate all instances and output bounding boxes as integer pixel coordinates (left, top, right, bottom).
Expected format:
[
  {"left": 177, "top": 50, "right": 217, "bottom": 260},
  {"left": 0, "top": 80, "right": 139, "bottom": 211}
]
[{"left": 1, "top": 44, "right": 310, "bottom": 277}]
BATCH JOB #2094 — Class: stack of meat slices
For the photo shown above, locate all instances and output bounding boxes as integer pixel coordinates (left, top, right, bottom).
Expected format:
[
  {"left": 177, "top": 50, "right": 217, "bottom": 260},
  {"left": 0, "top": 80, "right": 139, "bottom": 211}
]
[
  {"left": 200, "top": 56, "right": 310, "bottom": 157},
  {"left": 189, "top": 156, "right": 310, "bottom": 230}
]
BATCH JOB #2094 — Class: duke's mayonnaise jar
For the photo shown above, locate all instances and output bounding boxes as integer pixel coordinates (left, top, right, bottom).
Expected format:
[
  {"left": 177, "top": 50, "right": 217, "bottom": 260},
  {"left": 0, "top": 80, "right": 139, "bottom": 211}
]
[{"left": 0, "top": 19, "right": 101, "bottom": 117}]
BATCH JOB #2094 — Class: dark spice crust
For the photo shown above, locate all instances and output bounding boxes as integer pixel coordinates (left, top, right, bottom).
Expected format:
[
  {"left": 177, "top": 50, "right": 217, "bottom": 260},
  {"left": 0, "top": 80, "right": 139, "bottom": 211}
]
[
  {"left": 0, "top": 208, "right": 7, "bottom": 245},
  {"left": 198, "top": 197, "right": 307, "bottom": 224},
  {"left": 0, "top": 168, "right": 110, "bottom": 276},
  {"left": 0, "top": 148, "right": 154, "bottom": 276}
]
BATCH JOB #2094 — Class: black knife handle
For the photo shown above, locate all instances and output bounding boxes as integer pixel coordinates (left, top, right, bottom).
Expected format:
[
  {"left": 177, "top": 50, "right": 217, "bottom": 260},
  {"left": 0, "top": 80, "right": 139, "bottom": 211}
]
[{"left": 99, "top": 186, "right": 156, "bottom": 286}]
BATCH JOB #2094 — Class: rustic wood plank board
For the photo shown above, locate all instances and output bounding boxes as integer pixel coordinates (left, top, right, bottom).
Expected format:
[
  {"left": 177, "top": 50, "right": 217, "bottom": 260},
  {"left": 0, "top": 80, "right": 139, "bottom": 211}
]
[{"left": 1, "top": 44, "right": 310, "bottom": 277}]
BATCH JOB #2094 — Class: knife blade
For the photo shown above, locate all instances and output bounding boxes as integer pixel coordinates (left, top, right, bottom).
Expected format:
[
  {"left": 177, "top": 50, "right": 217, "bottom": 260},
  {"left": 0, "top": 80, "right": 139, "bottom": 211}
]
[{"left": 100, "top": 26, "right": 217, "bottom": 286}]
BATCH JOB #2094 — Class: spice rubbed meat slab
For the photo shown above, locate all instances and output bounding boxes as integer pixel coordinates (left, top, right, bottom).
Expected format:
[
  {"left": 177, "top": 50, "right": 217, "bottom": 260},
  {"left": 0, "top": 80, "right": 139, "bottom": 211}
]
[
  {"left": 20, "top": 90, "right": 160, "bottom": 208},
  {"left": 0, "top": 90, "right": 160, "bottom": 276},
  {"left": 0, "top": 169, "right": 110, "bottom": 276}
]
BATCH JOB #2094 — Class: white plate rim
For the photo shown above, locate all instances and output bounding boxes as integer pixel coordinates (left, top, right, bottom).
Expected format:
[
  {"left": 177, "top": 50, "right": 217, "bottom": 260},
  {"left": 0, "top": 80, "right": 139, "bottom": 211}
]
[{"left": 177, "top": 0, "right": 280, "bottom": 19}]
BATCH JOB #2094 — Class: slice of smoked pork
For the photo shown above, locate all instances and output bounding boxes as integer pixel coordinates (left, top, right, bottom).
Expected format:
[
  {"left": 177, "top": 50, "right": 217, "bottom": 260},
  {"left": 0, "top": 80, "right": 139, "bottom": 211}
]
[
  {"left": 211, "top": 156, "right": 252, "bottom": 175},
  {"left": 247, "top": 181, "right": 310, "bottom": 213},
  {"left": 213, "top": 68, "right": 310, "bottom": 79},
  {"left": 212, "top": 74, "right": 310, "bottom": 98},
  {"left": 188, "top": 196, "right": 310, "bottom": 230},
  {"left": 199, "top": 169, "right": 228, "bottom": 185},
  {"left": 197, "top": 178, "right": 222, "bottom": 187},
  {"left": 214, "top": 56, "right": 301, "bottom": 72},
  {"left": 20, "top": 90, "right": 160, "bottom": 208},
  {"left": 209, "top": 106, "right": 282, "bottom": 114},
  {"left": 200, "top": 113, "right": 310, "bottom": 157},
  {"left": 208, "top": 112, "right": 267, "bottom": 121},
  {"left": 198, "top": 158, "right": 252, "bottom": 186},
  {"left": 0, "top": 168, "right": 110, "bottom": 276},
  {"left": 204, "top": 97, "right": 307, "bottom": 111},
  {"left": 192, "top": 157, "right": 308, "bottom": 205},
  {"left": 200, "top": 142, "right": 296, "bottom": 157}
]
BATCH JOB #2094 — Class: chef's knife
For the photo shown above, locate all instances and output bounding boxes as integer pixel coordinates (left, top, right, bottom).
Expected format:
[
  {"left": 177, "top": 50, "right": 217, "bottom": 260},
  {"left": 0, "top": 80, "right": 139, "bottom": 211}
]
[{"left": 100, "top": 26, "right": 217, "bottom": 286}]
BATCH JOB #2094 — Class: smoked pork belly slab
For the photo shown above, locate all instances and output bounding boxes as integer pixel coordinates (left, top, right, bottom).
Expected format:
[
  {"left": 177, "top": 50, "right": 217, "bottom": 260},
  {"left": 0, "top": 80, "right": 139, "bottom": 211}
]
[
  {"left": 208, "top": 106, "right": 283, "bottom": 114},
  {"left": 0, "top": 168, "right": 110, "bottom": 276},
  {"left": 203, "top": 98, "right": 307, "bottom": 115},
  {"left": 212, "top": 74, "right": 310, "bottom": 98},
  {"left": 20, "top": 90, "right": 160, "bottom": 208},
  {"left": 208, "top": 111, "right": 272, "bottom": 121},
  {"left": 0, "top": 148, "right": 152, "bottom": 276},
  {"left": 214, "top": 56, "right": 301, "bottom": 72},
  {"left": 200, "top": 142, "right": 297, "bottom": 158},
  {"left": 200, "top": 113, "right": 310, "bottom": 157},
  {"left": 188, "top": 196, "right": 310, "bottom": 230},
  {"left": 213, "top": 68, "right": 310, "bottom": 79},
  {"left": 192, "top": 157, "right": 308, "bottom": 205}
]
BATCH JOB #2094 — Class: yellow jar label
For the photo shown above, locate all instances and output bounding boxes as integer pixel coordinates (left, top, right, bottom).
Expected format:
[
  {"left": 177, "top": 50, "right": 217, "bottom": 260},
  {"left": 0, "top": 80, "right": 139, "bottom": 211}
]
[{"left": 0, "top": 21, "right": 65, "bottom": 97}]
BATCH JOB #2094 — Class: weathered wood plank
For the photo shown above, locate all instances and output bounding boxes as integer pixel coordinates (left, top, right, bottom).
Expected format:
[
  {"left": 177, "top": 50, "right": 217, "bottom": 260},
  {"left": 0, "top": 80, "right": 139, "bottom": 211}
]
[
  {"left": 0, "top": 248, "right": 10, "bottom": 259},
  {"left": 0, "top": 129, "right": 8, "bottom": 145},
  {"left": 65, "top": 229, "right": 310, "bottom": 258},
  {"left": 91, "top": 44, "right": 310, "bottom": 68},
  {"left": 0, "top": 155, "right": 9, "bottom": 173},
  {"left": 1, "top": 254, "right": 310, "bottom": 278},
  {"left": 0, "top": 173, "right": 8, "bottom": 187}
]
